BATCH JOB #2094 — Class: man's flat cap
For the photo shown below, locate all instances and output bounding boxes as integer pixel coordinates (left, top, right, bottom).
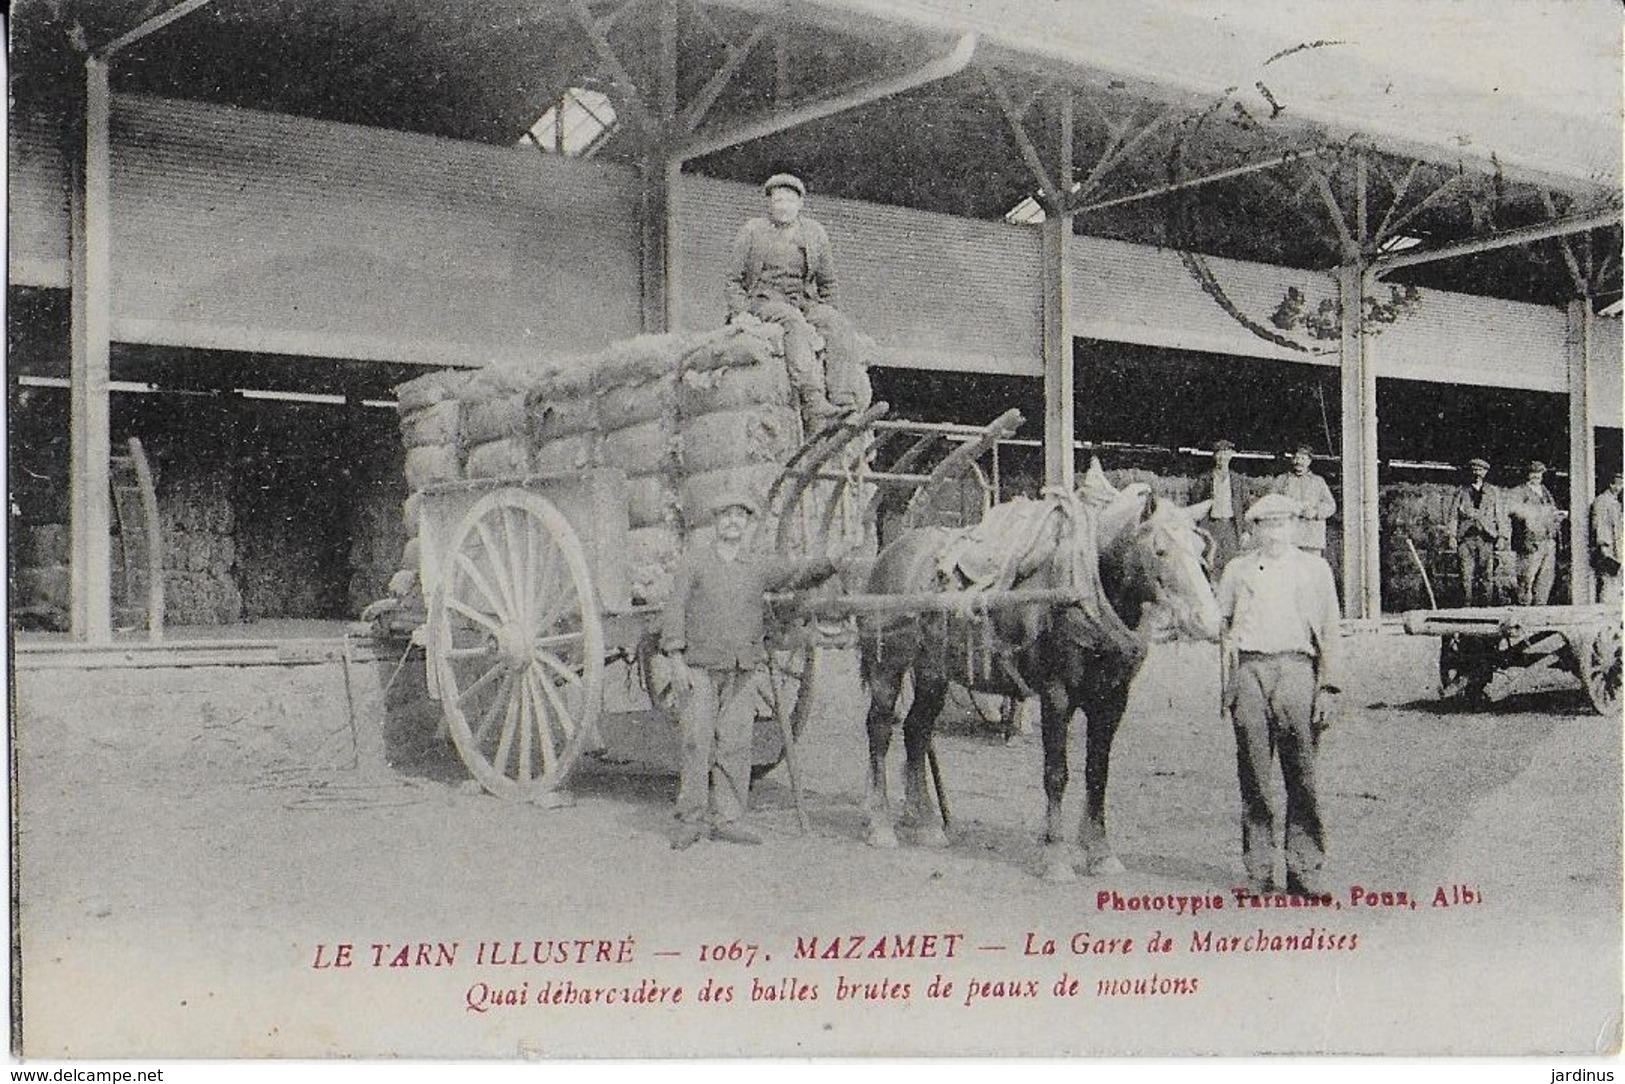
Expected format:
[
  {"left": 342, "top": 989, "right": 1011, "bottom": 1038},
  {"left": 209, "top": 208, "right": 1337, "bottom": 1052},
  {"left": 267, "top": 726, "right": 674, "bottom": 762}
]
[
  {"left": 707, "top": 489, "right": 761, "bottom": 519},
  {"left": 762, "top": 173, "right": 806, "bottom": 197},
  {"left": 1528, "top": 461, "right": 1547, "bottom": 474},
  {"left": 1468, "top": 457, "right": 1490, "bottom": 470},
  {"left": 1245, "top": 493, "right": 1303, "bottom": 522},
  {"left": 1212, "top": 439, "right": 1236, "bottom": 452}
]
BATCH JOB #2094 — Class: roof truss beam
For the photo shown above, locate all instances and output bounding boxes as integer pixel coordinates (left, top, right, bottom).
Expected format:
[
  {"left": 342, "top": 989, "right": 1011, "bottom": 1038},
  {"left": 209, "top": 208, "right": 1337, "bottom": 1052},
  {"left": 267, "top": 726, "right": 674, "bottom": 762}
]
[
  {"left": 680, "top": 18, "right": 776, "bottom": 132},
  {"left": 93, "top": 0, "right": 215, "bottom": 58},
  {"left": 1370, "top": 208, "right": 1624, "bottom": 276},
  {"left": 980, "top": 65, "right": 1065, "bottom": 211},
  {"left": 569, "top": 0, "right": 660, "bottom": 138},
  {"left": 678, "top": 31, "right": 976, "bottom": 162}
]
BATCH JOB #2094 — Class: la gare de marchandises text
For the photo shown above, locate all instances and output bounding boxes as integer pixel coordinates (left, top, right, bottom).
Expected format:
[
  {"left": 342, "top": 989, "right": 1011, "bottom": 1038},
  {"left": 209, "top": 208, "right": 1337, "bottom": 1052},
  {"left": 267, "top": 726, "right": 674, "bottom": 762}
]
[{"left": 308, "top": 884, "right": 1483, "bottom": 1012}]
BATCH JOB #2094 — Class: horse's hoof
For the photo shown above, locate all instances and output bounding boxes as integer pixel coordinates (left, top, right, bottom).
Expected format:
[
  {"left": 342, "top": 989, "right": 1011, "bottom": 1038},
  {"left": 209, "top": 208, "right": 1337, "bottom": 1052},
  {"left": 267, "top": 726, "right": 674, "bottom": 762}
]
[
  {"left": 1087, "top": 854, "right": 1126, "bottom": 876},
  {"left": 867, "top": 826, "right": 900, "bottom": 849},
  {"left": 1042, "top": 860, "right": 1079, "bottom": 884}
]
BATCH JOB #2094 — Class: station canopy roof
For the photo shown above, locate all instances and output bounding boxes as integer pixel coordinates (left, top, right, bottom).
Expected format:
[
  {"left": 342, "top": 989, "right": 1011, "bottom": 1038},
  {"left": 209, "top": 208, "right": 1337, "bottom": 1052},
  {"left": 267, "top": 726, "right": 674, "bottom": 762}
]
[{"left": 12, "top": 0, "right": 1623, "bottom": 310}]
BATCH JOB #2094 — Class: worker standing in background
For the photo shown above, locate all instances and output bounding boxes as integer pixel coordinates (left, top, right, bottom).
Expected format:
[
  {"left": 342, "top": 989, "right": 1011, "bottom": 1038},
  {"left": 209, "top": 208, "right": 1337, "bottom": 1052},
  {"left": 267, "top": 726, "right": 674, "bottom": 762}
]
[
  {"left": 1590, "top": 470, "right": 1623, "bottom": 607},
  {"left": 1508, "top": 461, "right": 1566, "bottom": 606},
  {"left": 1270, "top": 445, "right": 1337, "bottom": 555},
  {"left": 1450, "top": 456, "right": 1507, "bottom": 607}
]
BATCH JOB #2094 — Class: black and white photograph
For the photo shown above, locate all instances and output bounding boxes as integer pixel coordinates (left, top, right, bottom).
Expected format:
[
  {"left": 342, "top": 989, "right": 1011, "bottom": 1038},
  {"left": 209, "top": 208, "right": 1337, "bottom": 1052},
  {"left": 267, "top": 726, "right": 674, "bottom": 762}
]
[{"left": 7, "top": 0, "right": 1623, "bottom": 1064}]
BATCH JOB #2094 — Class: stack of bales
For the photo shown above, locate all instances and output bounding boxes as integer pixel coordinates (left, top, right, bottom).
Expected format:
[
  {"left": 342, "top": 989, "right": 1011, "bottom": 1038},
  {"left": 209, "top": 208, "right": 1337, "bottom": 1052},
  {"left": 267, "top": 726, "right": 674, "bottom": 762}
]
[
  {"left": 385, "top": 318, "right": 867, "bottom": 618},
  {"left": 13, "top": 523, "right": 71, "bottom": 630},
  {"left": 1380, "top": 482, "right": 1460, "bottom": 609},
  {"left": 160, "top": 470, "right": 244, "bottom": 625}
]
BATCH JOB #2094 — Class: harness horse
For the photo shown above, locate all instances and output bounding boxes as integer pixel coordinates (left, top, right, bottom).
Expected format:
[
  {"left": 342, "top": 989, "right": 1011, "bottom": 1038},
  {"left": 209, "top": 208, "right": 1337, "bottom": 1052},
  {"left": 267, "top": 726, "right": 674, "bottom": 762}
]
[{"left": 857, "top": 467, "right": 1222, "bottom": 881}]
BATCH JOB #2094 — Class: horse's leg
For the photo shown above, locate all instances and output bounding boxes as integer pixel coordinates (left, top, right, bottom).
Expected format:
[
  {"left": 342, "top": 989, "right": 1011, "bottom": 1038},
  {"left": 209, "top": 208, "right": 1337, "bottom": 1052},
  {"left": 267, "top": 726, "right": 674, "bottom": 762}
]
[
  {"left": 900, "top": 678, "right": 949, "bottom": 848},
  {"left": 1038, "top": 680, "right": 1077, "bottom": 883},
  {"left": 864, "top": 668, "right": 902, "bottom": 849},
  {"left": 1077, "top": 672, "right": 1133, "bottom": 875}
]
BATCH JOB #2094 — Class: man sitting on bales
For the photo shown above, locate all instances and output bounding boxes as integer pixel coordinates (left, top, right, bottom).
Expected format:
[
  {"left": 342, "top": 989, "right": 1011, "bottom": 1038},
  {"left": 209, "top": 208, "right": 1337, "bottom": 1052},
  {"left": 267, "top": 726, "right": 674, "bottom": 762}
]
[{"left": 726, "top": 172, "right": 863, "bottom": 429}]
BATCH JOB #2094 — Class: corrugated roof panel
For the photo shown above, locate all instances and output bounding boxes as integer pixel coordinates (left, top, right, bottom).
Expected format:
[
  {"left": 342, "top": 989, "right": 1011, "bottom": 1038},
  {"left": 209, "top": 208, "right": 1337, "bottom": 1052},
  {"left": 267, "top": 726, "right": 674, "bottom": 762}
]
[
  {"left": 105, "top": 94, "right": 642, "bottom": 366},
  {"left": 1072, "top": 236, "right": 1340, "bottom": 365},
  {"left": 9, "top": 115, "right": 69, "bottom": 287},
  {"left": 1592, "top": 316, "right": 1622, "bottom": 428}
]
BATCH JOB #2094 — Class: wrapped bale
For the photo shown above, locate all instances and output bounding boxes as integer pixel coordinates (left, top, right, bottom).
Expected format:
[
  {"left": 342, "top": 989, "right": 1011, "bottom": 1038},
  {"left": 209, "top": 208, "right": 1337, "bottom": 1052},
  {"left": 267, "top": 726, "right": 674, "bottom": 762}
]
[
  {"left": 627, "top": 526, "right": 681, "bottom": 606},
  {"left": 397, "top": 370, "right": 471, "bottom": 413},
  {"left": 678, "top": 406, "right": 800, "bottom": 474},
  {"left": 625, "top": 473, "right": 678, "bottom": 530},
  {"left": 677, "top": 359, "right": 793, "bottom": 415},
  {"left": 599, "top": 419, "right": 671, "bottom": 474},
  {"left": 400, "top": 400, "right": 460, "bottom": 449},
  {"left": 464, "top": 436, "right": 530, "bottom": 479},
  {"left": 460, "top": 393, "right": 528, "bottom": 446},
  {"left": 404, "top": 445, "right": 461, "bottom": 489},
  {"left": 16, "top": 565, "right": 70, "bottom": 610},
  {"left": 530, "top": 434, "right": 595, "bottom": 476},
  {"left": 597, "top": 381, "right": 670, "bottom": 427},
  {"left": 528, "top": 395, "right": 600, "bottom": 442}
]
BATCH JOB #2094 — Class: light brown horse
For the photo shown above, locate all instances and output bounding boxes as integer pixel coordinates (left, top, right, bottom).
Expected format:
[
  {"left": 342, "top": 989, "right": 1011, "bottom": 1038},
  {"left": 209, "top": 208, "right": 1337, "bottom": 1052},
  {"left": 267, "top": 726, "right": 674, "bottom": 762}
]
[{"left": 858, "top": 472, "right": 1221, "bottom": 881}]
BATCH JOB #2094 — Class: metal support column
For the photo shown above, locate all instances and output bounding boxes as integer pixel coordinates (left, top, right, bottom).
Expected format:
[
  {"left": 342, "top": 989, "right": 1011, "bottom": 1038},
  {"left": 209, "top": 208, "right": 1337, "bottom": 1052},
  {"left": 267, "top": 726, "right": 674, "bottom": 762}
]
[
  {"left": 1338, "top": 263, "right": 1380, "bottom": 619},
  {"left": 1567, "top": 297, "right": 1597, "bottom": 603},
  {"left": 1041, "top": 220, "right": 1074, "bottom": 490},
  {"left": 69, "top": 58, "right": 114, "bottom": 643},
  {"left": 1042, "top": 93, "right": 1075, "bottom": 490},
  {"left": 636, "top": 0, "right": 679, "bottom": 332}
]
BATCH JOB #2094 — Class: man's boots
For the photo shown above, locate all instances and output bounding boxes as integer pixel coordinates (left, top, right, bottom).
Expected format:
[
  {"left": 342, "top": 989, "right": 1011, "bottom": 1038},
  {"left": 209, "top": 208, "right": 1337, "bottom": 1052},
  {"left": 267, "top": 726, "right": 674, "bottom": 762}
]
[{"left": 799, "top": 389, "right": 844, "bottom": 428}]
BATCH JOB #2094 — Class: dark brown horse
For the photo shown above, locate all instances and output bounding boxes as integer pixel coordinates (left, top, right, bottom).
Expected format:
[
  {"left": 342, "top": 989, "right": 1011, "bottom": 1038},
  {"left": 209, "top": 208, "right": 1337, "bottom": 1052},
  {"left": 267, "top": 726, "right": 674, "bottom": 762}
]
[{"left": 858, "top": 469, "right": 1221, "bottom": 881}]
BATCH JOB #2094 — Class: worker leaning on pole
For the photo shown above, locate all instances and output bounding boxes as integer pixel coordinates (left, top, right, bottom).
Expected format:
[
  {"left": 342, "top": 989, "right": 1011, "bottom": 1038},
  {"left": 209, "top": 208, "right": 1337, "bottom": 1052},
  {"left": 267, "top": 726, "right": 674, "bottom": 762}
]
[
  {"left": 1217, "top": 493, "right": 1342, "bottom": 897},
  {"left": 653, "top": 488, "right": 842, "bottom": 850}
]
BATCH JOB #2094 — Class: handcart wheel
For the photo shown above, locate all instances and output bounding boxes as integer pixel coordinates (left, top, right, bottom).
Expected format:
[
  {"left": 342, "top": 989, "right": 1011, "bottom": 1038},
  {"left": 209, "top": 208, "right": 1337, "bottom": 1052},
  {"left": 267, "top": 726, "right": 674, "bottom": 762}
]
[
  {"left": 1582, "top": 622, "right": 1621, "bottom": 718},
  {"left": 427, "top": 489, "right": 605, "bottom": 800},
  {"left": 1439, "top": 634, "right": 1492, "bottom": 704}
]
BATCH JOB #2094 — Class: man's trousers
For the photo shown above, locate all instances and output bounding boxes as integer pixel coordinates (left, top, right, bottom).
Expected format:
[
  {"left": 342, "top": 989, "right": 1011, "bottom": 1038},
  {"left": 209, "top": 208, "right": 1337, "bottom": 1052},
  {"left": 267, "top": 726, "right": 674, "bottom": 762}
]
[
  {"left": 1456, "top": 534, "right": 1498, "bottom": 607},
  {"left": 675, "top": 666, "right": 758, "bottom": 827},
  {"left": 1518, "top": 542, "right": 1556, "bottom": 606},
  {"left": 1230, "top": 652, "right": 1326, "bottom": 893},
  {"left": 749, "top": 298, "right": 862, "bottom": 405}
]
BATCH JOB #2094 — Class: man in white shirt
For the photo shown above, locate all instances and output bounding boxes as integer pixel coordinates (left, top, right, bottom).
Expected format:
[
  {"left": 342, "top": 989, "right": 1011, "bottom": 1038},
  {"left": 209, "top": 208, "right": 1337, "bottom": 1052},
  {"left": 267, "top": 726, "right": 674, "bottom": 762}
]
[{"left": 1218, "top": 493, "right": 1341, "bottom": 898}]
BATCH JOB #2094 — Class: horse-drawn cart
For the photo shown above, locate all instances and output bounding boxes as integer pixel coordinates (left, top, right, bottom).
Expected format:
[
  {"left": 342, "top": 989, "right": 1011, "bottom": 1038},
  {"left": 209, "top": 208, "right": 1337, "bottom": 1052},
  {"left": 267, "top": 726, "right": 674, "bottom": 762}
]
[
  {"left": 407, "top": 402, "right": 1026, "bottom": 803},
  {"left": 1402, "top": 604, "right": 1622, "bottom": 716}
]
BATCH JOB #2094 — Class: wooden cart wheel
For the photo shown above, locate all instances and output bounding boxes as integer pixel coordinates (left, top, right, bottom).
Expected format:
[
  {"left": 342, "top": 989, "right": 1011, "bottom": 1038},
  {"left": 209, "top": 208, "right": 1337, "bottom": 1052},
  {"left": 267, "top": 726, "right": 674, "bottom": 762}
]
[
  {"left": 1439, "top": 634, "right": 1493, "bottom": 704},
  {"left": 428, "top": 489, "right": 605, "bottom": 801},
  {"left": 751, "top": 646, "right": 820, "bottom": 782},
  {"left": 1582, "top": 622, "right": 1622, "bottom": 718}
]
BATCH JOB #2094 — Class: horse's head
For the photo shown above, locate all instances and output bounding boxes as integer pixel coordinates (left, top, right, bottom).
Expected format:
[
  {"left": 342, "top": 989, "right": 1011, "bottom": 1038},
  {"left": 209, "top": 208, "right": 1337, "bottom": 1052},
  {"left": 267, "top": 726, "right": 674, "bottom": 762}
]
[{"left": 1082, "top": 463, "right": 1222, "bottom": 644}]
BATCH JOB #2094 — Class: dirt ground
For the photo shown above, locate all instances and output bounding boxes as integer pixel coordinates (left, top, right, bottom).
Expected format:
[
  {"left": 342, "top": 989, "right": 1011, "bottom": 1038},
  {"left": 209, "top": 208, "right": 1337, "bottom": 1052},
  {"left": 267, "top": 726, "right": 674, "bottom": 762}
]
[{"left": 13, "top": 630, "right": 1622, "bottom": 1058}]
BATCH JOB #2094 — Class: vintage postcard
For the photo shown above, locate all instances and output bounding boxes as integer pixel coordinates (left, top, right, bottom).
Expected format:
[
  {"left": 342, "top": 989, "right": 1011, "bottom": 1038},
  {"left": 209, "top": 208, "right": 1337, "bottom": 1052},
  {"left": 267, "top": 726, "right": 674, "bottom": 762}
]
[{"left": 8, "top": 0, "right": 1622, "bottom": 1063}]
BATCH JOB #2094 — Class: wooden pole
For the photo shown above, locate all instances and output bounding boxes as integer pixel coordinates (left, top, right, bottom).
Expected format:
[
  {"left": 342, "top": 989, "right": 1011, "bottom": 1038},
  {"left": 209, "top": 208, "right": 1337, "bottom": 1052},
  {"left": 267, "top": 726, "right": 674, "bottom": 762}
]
[
  {"left": 1042, "top": 92, "right": 1075, "bottom": 490},
  {"left": 639, "top": 0, "right": 680, "bottom": 333},
  {"left": 1338, "top": 262, "right": 1380, "bottom": 619},
  {"left": 1567, "top": 297, "right": 1597, "bottom": 603},
  {"left": 69, "top": 58, "right": 114, "bottom": 643}
]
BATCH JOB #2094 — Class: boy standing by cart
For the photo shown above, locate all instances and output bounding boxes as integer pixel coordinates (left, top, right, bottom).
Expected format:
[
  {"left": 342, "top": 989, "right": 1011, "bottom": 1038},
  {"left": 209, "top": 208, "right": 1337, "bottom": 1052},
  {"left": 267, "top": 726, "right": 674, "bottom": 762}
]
[{"left": 659, "top": 489, "right": 840, "bottom": 849}]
